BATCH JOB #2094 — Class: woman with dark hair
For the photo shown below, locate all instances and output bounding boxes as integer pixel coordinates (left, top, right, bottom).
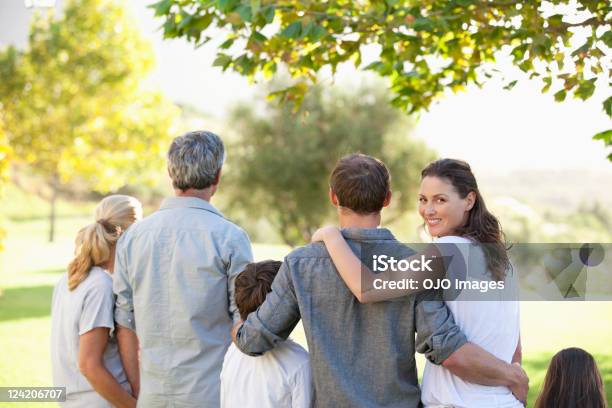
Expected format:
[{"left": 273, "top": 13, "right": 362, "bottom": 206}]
[
  {"left": 535, "top": 348, "right": 607, "bottom": 408},
  {"left": 312, "top": 158, "right": 523, "bottom": 407}
]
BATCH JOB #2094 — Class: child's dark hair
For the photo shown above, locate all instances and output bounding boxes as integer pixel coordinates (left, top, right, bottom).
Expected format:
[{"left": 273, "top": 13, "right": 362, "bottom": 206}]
[
  {"left": 234, "top": 260, "right": 282, "bottom": 321},
  {"left": 535, "top": 347, "right": 607, "bottom": 408}
]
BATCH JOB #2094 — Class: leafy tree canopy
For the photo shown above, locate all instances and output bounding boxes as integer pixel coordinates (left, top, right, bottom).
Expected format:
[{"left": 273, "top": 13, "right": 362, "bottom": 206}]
[
  {"left": 151, "top": 0, "right": 611, "bottom": 159},
  {"left": 226, "top": 83, "right": 435, "bottom": 246},
  {"left": 0, "top": 0, "right": 180, "bottom": 192},
  {"left": 0, "top": 0, "right": 180, "bottom": 241}
]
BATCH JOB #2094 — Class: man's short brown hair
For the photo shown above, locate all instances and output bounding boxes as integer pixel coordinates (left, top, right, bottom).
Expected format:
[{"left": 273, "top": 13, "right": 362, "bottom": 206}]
[
  {"left": 329, "top": 154, "right": 391, "bottom": 214},
  {"left": 234, "top": 260, "right": 282, "bottom": 321}
]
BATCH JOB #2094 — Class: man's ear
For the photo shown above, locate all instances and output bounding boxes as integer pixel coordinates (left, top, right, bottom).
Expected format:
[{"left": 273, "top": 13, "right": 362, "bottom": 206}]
[
  {"left": 212, "top": 168, "right": 222, "bottom": 186},
  {"left": 167, "top": 167, "right": 176, "bottom": 190},
  {"left": 466, "top": 191, "right": 476, "bottom": 211},
  {"left": 329, "top": 188, "right": 339, "bottom": 207},
  {"left": 383, "top": 190, "right": 392, "bottom": 208}
]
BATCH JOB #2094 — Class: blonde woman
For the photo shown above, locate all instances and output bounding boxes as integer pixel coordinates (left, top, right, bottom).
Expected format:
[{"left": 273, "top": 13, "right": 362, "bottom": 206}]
[{"left": 51, "top": 195, "right": 142, "bottom": 408}]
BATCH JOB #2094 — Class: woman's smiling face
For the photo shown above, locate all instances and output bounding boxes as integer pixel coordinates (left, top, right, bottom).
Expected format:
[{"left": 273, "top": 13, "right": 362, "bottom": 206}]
[{"left": 418, "top": 176, "right": 474, "bottom": 237}]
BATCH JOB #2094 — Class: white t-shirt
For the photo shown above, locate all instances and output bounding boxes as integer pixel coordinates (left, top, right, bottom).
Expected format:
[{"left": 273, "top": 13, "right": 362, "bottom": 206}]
[
  {"left": 51, "top": 267, "right": 130, "bottom": 407},
  {"left": 421, "top": 236, "right": 522, "bottom": 408},
  {"left": 220, "top": 339, "right": 312, "bottom": 408}
]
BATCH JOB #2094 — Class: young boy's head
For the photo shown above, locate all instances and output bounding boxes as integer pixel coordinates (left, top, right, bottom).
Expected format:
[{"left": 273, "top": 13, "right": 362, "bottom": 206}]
[
  {"left": 234, "top": 260, "right": 283, "bottom": 321},
  {"left": 329, "top": 153, "right": 391, "bottom": 214}
]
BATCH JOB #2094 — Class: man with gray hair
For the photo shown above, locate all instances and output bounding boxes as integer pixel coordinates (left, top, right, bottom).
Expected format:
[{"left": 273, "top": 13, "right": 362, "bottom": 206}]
[{"left": 113, "top": 130, "right": 253, "bottom": 407}]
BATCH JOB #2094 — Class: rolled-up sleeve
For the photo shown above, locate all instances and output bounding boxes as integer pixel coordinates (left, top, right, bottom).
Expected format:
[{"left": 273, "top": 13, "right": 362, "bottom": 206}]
[
  {"left": 225, "top": 227, "right": 254, "bottom": 324},
  {"left": 235, "top": 259, "right": 301, "bottom": 356},
  {"left": 113, "top": 236, "right": 136, "bottom": 331},
  {"left": 415, "top": 290, "right": 467, "bottom": 365}
]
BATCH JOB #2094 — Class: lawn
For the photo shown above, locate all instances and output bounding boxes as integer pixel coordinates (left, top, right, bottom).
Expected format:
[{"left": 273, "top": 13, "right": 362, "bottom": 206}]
[{"left": 1, "top": 211, "right": 611, "bottom": 407}]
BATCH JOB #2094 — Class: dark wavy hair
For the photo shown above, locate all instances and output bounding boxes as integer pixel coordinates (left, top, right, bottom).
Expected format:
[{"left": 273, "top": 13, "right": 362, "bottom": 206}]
[
  {"left": 421, "top": 158, "right": 510, "bottom": 281},
  {"left": 535, "top": 348, "right": 607, "bottom": 408}
]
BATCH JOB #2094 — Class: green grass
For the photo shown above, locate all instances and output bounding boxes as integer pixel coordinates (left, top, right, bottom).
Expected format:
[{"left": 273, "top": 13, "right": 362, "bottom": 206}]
[{"left": 1, "top": 212, "right": 611, "bottom": 407}]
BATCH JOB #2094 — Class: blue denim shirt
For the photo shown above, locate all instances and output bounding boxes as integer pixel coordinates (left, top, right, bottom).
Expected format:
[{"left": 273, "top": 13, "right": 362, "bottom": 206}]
[
  {"left": 236, "top": 228, "right": 467, "bottom": 408},
  {"left": 114, "top": 197, "right": 253, "bottom": 407}
]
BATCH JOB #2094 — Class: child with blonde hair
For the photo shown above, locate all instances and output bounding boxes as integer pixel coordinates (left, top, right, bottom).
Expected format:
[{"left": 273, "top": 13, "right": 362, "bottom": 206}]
[{"left": 51, "top": 195, "right": 142, "bottom": 408}]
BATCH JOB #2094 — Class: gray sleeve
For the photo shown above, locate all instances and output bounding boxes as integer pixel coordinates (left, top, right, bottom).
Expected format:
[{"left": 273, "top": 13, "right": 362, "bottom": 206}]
[
  {"left": 225, "top": 227, "right": 254, "bottom": 324},
  {"left": 79, "top": 280, "right": 115, "bottom": 336},
  {"left": 113, "top": 238, "right": 136, "bottom": 331},
  {"left": 414, "top": 289, "right": 467, "bottom": 365},
  {"left": 235, "top": 259, "right": 301, "bottom": 356}
]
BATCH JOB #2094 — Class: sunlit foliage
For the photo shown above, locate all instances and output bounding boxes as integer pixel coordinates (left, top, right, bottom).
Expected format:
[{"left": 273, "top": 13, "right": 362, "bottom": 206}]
[
  {"left": 0, "top": 0, "right": 180, "bottom": 240},
  {"left": 151, "top": 0, "right": 611, "bottom": 159}
]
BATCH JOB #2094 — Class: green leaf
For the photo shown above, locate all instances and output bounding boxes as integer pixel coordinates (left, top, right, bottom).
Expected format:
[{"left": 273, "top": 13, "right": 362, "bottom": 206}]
[
  {"left": 149, "top": 0, "right": 172, "bottom": 17},
  {"left": 212, "top": 53, "right": 232, "bottom": 70},
  {"left": 364, "top": 61, "right": 383, "bottom": 70},
  {"left": 262, "top": 5, "right": 275, "bottom": 24},
  {"left": 177, "top": 13, "right": 193, "bottom": 30},
  {"left": 592, "top": 129, "right": 612, "bottom": 144},
  {"left": 310, "top": 25, "right": 327, "bottom": 42},
  {"left": 547, "top": 14, "right": 564, "bottom": 27},
  {"left": 300, "top": 21, "right": 314, "bottom": 39},
  {"left": 234, "top": 54, "right": 255, "bottom": 75},
  {"left": 253, "top": 31, "right": 267, "bottom": 42},
  {"left": 162, "top": 19, "right": 178, "bottom": 38},
  {"left": 503, "top": 80, "right": 518, "bottom": 90},
  {"left": 190, "top": 14, "right": 214, "bottom": 32},
  {"left": 412, "top": 17, "right": 434, "bottom": 32},
  {"left": 217, "top": 0, "right": 238, "bottom": 13},
  {"left": 281, "top": 21, "right": 302, "bottom": 39},
  {"left": 603, "top": 96, "right": 612, "bottom": 118},
  {"left": 541, "top": 77, "right": 552, "bottom": 93},
  {"left": 575, "top": 79, "right": 596, "bottom": 101},
  {"left": 219, "top": 38, "right": 235, "bottom": 49},
  {"left": 601, "top": 31, "right": 612, "bottom": 48},
  {"left": 262, "top": 60, "right": 277, "bottom": 78},
  {"left": 250, "top": 0, "right": 261, "bottom": 16},
  {"left": 511, "top": 44, "right": 528, "bottom": 61},
  {"left": 236, "top": 5, "right": 252, "bottom": 22},
  {"left": 554, "top": 89, "right": 566, "bottom": 102},
  {"left": 571, "top": 41, "right": 590, "bottom": 57}
]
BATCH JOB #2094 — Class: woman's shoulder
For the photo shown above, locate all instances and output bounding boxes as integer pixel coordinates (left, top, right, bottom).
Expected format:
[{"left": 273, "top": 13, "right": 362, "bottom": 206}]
[
  {"left": 434, "top": 235, "right": 473, "bottom": 244},
  {"left": 80, "top": 267, "right": 113, "bottom": 291}
]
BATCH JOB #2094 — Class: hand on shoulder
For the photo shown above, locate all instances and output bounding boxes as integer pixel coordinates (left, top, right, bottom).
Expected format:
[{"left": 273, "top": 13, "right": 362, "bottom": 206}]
[{"left": 311, "top": 226, "right": 340, "bottom": 243}]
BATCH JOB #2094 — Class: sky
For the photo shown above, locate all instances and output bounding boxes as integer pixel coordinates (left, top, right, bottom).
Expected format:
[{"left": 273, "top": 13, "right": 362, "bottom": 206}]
[{"left": 1, "top": 0, "right": 611, "bottom": 178}]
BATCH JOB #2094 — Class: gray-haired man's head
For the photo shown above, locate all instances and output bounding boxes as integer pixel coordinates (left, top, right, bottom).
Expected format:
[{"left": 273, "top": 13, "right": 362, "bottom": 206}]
[{"left": 167, "top": 131, "right": 225, "bottom": 191}]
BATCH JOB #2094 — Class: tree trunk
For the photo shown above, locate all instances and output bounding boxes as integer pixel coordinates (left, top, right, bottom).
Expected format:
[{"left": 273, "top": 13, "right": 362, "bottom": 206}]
[{"left": 49, "top": 176, "right": 58, "bottom": 242}]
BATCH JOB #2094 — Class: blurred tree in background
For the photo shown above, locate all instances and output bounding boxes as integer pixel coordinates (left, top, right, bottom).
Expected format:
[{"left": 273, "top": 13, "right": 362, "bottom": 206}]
[
  {"left": 0, "top": 0, "right": 180, "bottom": 242},
  {"left": 0, "top": 119, "right": 11, "bottom": 250},
  {"left": 151, "top": 0, "right": 611, "bottom": 160},
  {"left": 227, "top": 83, "right": 435, "bottom": 246}
]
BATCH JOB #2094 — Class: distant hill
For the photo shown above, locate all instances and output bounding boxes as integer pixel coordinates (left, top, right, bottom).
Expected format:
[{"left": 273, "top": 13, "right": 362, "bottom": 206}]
[{"left": 478, "top": 168, "right": 612, "bottom": 213}]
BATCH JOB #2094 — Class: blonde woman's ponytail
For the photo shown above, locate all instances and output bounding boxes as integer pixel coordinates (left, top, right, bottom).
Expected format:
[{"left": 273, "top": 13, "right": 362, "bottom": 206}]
[{"left": 67, "top": 195, "right": 142, "bottom": 291}]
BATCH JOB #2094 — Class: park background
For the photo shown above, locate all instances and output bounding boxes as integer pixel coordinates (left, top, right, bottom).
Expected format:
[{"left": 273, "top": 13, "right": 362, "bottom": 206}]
[{"left": 0, "top": 0, "right": 611, "bottom": 406}]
